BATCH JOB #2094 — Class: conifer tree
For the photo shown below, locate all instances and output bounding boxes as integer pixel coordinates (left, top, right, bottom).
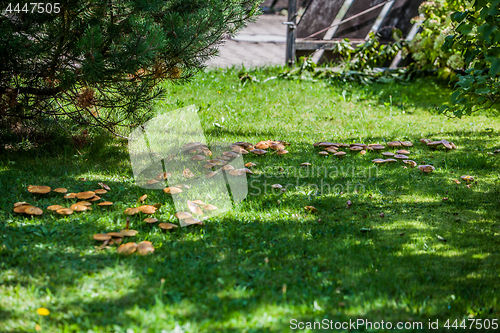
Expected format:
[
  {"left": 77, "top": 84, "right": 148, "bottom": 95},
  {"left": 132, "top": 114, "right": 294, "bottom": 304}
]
[{"left": 0, "top": 0, "right": 259, "bottom": 136}]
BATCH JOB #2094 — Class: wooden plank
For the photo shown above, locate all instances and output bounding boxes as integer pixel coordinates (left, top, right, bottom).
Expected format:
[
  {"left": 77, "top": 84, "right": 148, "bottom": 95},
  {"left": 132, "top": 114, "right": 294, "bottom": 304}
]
[
  {"left": 378, "top": 0, "right": 424, "bottom": 40},
  {"left": 333, "top": 0, "right": 386, "bottom": 39},
  {"left": 296, "top": 0, "right": 345, "bottom": 39},
  {"left": 296, "top": 38, "right": 367, "bottom": 50}
]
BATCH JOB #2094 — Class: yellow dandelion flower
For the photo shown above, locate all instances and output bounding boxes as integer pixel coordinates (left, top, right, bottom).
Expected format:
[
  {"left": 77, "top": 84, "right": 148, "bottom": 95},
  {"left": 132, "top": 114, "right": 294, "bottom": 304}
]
[{"left": 37, "top": 307, "right": 50, "bottom": 316}]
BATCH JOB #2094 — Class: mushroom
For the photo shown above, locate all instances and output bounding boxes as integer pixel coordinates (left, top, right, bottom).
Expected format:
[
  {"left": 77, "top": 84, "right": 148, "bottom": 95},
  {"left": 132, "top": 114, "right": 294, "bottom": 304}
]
[
  {"left": 271, "top": 184, "right": 283, "bottom": 189},
  {"left": 202, "top": 204, "right": 217, "bottom": 211},
  {"left": 394, "top": 154, "right": 409, "bottom": 159},
  {"left": 400, "top": 141, "right": 413, "bottom": 147},
  {"left": 319, "top": 151, "right": 329, "bottom": 155},
  {"left": 252, "top": 149, "right": 268, "bottom": 155},
  {"left": 52, "top": 188, "right": 68, "bottom": 194},
  {"left": 245, "top": 162, "right": 257, "bottom": 168},
  {"left": 255, "top": 141, "right": 270, "bottom": 149},
  {"left": 300, "top": 162, "right": 312, "bottom": 167},
  {"left": 191, "top": 199, "right": 206, "bottom": 205},
  {"left": 138, "top": 194, "right": 147, "bottom": 203},
  {"left": 117, "top": 242, "right": 137, "bottom": 255},
  {"left": 24, "top": 206, "right": 43, "bottom": 215},
  {"left": 372, "top": 159, "right": 386, "bottom": 163},
  {"left": 164, "top": 187, "right": 182, "bottom": 194},
  {"left": 182, "top": 169, "right": 195, "bottom": 178},
  {"left": 76, "top": 191, "right": 95, "bottom": 200},
  {"left": 183, "top": 217, "right": 203, "bottom": 225},
  {"left": 89, "top": 196, "right": 101, "bottom": 202},
  {"left": 64, "top": 193, "right": 77, "bottom": 199},
  {"left": 349, "top": 146, "right": 364, "bottom": 151},
  {"left": 396, "top": 150, "right": 410, "bottom": 155},
  {"left": 276, "top": 149, "right": 288, "bottom": 155},
  {"left": 137, "top": 241, "right": 154, "bottom": 255},
  {"left": 403, "top": 160, "right": 417, "bottom": 167},
  {"left": 144, "top": 217, "right": 158, "bottom": 223},
  {"left": 369, "top": 144, "right": 385, "bottom": 150},
  {"left": 206, "top": 171, "right": 218, "bottom": 178},
  {"left": 229, "top": 169, "right": 247, "bottom": 176},
  {"left": 159, "top": 222, "right": 178, "bottom": 230},
  {"left": 418, "top": 165, "right": 435, "bottom": 173},
  {"left": 56, "top": 208, "right": 73, "bottom": 215},
  {"left": 120, "top": 229, "right": 139, "bottom": 237},
  {"left": 190, "top": 155, "right": 205, "bottom": 161},
  {"left": 427, "top": 141, "right": 442, "bottom": 146},
  {"left": 28, "top": 185, "right": 51, "bottom": 194},
  {"left": 97, "top": 201, "right": 113, "bottom": 206},
  {"left": 138, "top": 205, "right": 157, "bottom": 214},
  {"left": 124, "top": 207, "right": 140, "bottom": 215},
  {"left": 441, "top": 139, "right": 453, "bottom": 149},
  {"left": 187, "top": 200, "right": 203, "bottom": 215},
  {"left": 387, "top": 141, "right": 402, "bottom": 147},
  {"left": 384, "top": 158, "right": 397, "bottom": 163},
  {"left": 174, "top": 211, "right": 193, "bottom": 220},
  {"left": 460, "top": 175, "right": 474, "bottom": 182},
  {"left": 70, "top": 204, "right": 88, "bottom": 212},
  {"left": 382, "top": 152, "right": 395, "bottom": 157},
  {"left": 334, "top": 151, "right": 346, "bottom": 157},
  {"left": 93, "top": 233, "right": 112, "bottom": 241},
  {"left": 270, "top": 143, "right": 285, "bottom": 150},
  {"left": 47, "top": 205, "right": 63, "bottom": 211},
  {"left": 94, "top": 189, "right": 108, "bottom": 195},
  {"left": 221, "top": 165, "right": 235, "bottom": 171}
]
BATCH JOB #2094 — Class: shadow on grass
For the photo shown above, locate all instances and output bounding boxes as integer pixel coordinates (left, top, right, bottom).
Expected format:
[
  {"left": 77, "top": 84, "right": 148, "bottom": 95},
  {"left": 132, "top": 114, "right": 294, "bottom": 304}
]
[{"left": 1, "top": 131, "right": 499, "bottom": 332}]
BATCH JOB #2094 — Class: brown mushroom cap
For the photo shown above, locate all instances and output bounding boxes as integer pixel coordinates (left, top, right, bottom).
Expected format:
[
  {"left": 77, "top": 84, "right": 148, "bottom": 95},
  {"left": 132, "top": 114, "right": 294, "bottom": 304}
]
[
  {"left": 300, "top": 162, "right": 312, "bottom": 167},
  {"left": 183, "top": 217, "right": 203, "bottom": 225},
  {"left": 244, "top": 162, "right": 257, "bottom": 168},
  {"left": 187, "top": 200, "right": 203, "bottom": 215},
  {"left": 159, "top": 222, "right": 178, "bottom": 230},
  {"left": 206, "top": 171, "right": 218, "bottom": 178},
  {"left": 396, "top": 149, "right": 410, "bottom": 155},
  {"left": 255, "top": 141, "right": 270, "bottom": 149},
  {"left": 252, "top": 149, "right": 268, "bottom": 155},
  {"left": 403, "top": 160, "right": 417, "bottom": 167},
  {"left": 144, "top": 217, "right": 159, "bottom": 223},
  {"left": 183, "top": 169, "right": 195, "bottom": 178},
  {"left": 394, "top": 154, "right": 409, "bottom": 159},
  {"left": 319, "top": 151, "right": 329, "bottom": 155},
  {"left": 276, "top": 149, "right": 289, "bottom": 155},
  {"left": 70, "top": 204, "right": 88, "bottom": 212},
  {"left": 124, "top": 207, "right": 140, "bottom": 215},
  {"left": 89, "top": 195, "right": 101, "bottom": 202},
  {"left": 76, "top": 191, "right": 95, "bottom": 200},
  {"left": 382, "top": 152, "right": 395, "bottom": 157},
  {"left": 441, "top": 139, "right": 453, "bottom": 149},
  {"left": 24, "top": 206, "right": 43, "bottom": 215},
  {"left": 174, "top": 211, "right": 193, "bottom": 220},
  {"left": 47, "top": 205, "right": 63, "bottom": 211},
  {"left": 420, "top": 138, "right": 431, "bottom": 144},
  {"left": 202, "top": 204, "right": 217, "bottom": 211},
  {"left": 56, "top": 208, "right": 73, "bottom": 215},
  {"left": 190, "top": 155, "right": 206, "bottom": 161},
  {"left": 106, "top": 232, "right": 125, "bottom": 238},
  {"left": 137, "top": 241, "right": 155, "bottom": 255},
  {"left": 418, "top": 165, "right": 435, "bottom": 172},
  {"left": 94, "top": 189, "right": 108, "bottom": 195},
  {"left": 138, "top": 194, "right": 147, "bottom": 202},
  {"left": 229, "top": 169, "right": 247, "bottom": 176},
  {"left": 64, "top": 193, "right": 77, "bottom": 199},
  {"left": 138, "top": 205, "right": 157, "bottom": 214},
  {"left": 372, "top": 159, "right": 386, "bottom": 163},
  {"left": 349, "top": 146, "right": 364, "bottom": 151},
  {"left": 120, "top": 229, "right": 139, "bottom": 237},
  {"left": 163, "top": 187, "right": 182, "bottom": 194},
  {"left": 223, "top": 151, "right": 239, "bottom": 158},
  {"left": 13, "top": 205, "right": 30, "bottom": 213},
  {"left": 77, "top": 201, "right": 92, "bottom": 206},
  {"left": 28, "top": 185, "right": 51, "bottom": 194},
  {"left": 52, "top": 188, "right": 68, "bottom": 194},
  {"left": 191, "top": 199, "right": 205, "bottom": 205},
  {"left": 13, "top": 201, "right": 29, "bottom": 208},
  {"left": 370, "top": 144, "right": 385, "bottom": 150},
  {"left": 93, "top": 233, "right": 112, "bottom": 241},
  {"left": 400, "top": 141, "right": 413, "bottom": 147},
  {"left": 218, "top": 156, "right": 230, "bottom": 161},
  {"left": 147, "top": 179, "right": 160, "bottom": 185},
  {"left": 271, "top": 184, "right": 283, "bottom": 189},
  {"left": 384, "top": 158, "right": 397, "bottom": 163},
  {"left": 269, "top": 143, "right": 285, "bottom": 150},
  {"left": 97, "top": 201, "right": 114, "bottom": 206},
  {"left": 334, "top": 151, "right": 346, "bottom": 156},
  {"left": 117, "top": 242, "right": 137, "bottom": 255},
  {"left": 427, "top": 141, "right": 443, "bottom": 146},
  {"left": 221, "top": 165, "right": 235, "bottom": 171},
  {"left": 359, "top": 150, "right": 367, "bottom": 155},
  {"left": 387, "top": 141, "right": 402, "bottom": 147}
]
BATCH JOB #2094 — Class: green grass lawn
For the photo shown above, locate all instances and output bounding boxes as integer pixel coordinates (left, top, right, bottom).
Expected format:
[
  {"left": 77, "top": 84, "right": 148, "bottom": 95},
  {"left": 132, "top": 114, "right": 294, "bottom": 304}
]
[{"left": 1, "top": 67, "right": 500, "bottom": 332}]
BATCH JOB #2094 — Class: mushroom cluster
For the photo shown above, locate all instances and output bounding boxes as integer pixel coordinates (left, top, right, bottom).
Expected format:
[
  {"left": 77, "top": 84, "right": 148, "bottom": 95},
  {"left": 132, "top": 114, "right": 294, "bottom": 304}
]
[{"left": 420, "top": 138, "right": 457, "bottom": 149}]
